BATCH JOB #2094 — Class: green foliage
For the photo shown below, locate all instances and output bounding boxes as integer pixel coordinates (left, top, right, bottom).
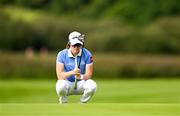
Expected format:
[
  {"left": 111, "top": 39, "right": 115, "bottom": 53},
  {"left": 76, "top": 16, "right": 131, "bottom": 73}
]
[
  {"left": 1, "top": 7, "right": 180, "bottom": 54},
  {"left": 1, "top": 0, "right": 180, "bottom": 24},
  {"left": 0, "top": 0, "right": 180, "bottom": 53}
]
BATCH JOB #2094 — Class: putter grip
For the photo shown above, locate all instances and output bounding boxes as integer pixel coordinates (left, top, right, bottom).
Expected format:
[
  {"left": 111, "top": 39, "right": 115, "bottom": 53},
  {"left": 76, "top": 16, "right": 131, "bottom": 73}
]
[
  {"left": 74, "top": 78, "right": 77, "bottom": 89},
  {"left": 74, "top": 44, "right": 84, "bottom": 89},
  {"left": 74, "top": 70, "right": 80, "bottom": 89}
]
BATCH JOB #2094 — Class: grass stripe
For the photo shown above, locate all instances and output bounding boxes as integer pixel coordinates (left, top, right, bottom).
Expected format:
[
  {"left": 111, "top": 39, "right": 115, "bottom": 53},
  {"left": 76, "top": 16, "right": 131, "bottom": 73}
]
[{"left": 0, "top": 103, "right": 179, "bottom": 116}]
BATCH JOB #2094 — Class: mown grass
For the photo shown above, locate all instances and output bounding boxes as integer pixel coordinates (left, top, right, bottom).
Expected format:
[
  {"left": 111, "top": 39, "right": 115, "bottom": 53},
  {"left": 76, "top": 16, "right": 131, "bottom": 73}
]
[
  {"left": 0, "top": 79, "right": 180, "bottom": 116},
  {"left": 0, "top": 103, "right": 179, "bottom": 116},
  {"left": 0, "top": 79, "right": 179, "bottom": 103}
]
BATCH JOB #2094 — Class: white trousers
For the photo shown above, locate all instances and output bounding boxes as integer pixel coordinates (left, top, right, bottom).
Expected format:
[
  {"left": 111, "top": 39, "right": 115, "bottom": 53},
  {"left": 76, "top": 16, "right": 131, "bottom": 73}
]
[{"left": 56, "top": 79, "right": 97, "bottom": 103}]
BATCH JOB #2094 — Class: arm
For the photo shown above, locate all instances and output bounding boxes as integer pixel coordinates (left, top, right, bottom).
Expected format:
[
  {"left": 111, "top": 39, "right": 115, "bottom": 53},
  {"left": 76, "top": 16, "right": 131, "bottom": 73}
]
[
  {"left": 82, "top": 63, "right": 93, "bottom": 80},
  {"left": 56, "top": 63, "right": 80, "bottom": 80}
]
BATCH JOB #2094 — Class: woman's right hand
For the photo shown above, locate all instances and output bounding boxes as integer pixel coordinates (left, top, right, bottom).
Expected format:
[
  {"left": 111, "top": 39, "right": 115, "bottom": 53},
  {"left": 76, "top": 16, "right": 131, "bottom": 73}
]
[{"left": 72, "top": 67, "right": 80, "bottom": 75}]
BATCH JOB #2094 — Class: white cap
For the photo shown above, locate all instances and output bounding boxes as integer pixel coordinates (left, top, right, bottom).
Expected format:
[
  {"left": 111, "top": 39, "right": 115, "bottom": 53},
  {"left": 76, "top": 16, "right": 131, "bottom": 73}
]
[{"left": 69, "top": 31, "right": 84, "bottom": 45}]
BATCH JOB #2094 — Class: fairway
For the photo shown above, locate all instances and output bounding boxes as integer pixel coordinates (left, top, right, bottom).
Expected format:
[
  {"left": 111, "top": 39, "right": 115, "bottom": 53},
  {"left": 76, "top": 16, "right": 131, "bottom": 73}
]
[{"left": 0, "top": 79, "right": 180, "bottom": 115}]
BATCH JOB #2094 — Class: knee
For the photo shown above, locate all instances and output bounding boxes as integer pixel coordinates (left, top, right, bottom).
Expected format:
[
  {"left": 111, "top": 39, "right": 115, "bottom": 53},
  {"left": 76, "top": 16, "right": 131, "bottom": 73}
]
[
  {"left": 84, "top": 79, "right": 97, "bottom": 93},
  {"left": 56, "top": 80, "right": 67, "bottom": 94}
]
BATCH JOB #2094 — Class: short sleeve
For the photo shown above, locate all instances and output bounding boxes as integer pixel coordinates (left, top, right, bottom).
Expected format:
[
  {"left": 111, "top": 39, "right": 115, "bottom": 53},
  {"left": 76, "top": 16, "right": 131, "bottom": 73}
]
[
  {"left": 56, "top": 51, "right": 64, "bottom": 64},
  {"left": 86, "top": 50, "right": 93, "bottom": 64}
]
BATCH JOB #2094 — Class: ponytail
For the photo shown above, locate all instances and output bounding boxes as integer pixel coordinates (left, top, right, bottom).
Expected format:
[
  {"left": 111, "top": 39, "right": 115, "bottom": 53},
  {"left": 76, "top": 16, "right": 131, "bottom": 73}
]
[{"left": 66, "top": 42, "right": 70, "bottom": 49}]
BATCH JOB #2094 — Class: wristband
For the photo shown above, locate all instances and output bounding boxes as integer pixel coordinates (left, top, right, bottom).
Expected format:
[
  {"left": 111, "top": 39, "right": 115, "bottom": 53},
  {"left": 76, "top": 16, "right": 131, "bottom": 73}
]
[{"left": 80, "top": 75, "right": 84, "bottom": 80}]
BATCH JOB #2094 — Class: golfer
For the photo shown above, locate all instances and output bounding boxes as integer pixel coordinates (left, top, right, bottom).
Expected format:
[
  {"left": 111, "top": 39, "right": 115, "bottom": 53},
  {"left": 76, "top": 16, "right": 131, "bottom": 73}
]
[{"left": 56, "top": 31, "right": 97, "bottom": 104}]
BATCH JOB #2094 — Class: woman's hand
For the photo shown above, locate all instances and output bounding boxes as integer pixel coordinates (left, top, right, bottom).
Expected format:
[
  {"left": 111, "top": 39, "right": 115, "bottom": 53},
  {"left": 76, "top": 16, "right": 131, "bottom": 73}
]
[
  {"left": 72, "top": 67, "right": 81, "bottom": 79},
  {"left": 72, "top": 67, "right": 80, "bottom": 75}
]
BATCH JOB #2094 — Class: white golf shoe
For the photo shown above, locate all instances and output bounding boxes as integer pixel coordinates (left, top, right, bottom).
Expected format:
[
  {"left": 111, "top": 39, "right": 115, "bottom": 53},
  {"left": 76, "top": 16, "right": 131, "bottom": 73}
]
[
  {"left": 59, "top": 96, "right": 68, "bottom": 104},
  {"left": 80, "top": 94, "right": 91, "bottom": 103}
]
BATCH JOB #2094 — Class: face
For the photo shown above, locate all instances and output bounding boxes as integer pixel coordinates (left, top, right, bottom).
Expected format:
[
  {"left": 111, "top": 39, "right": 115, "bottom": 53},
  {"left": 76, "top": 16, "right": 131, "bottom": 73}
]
[{"left": 70, "top": 43, "right": 82, "bottom": 56}]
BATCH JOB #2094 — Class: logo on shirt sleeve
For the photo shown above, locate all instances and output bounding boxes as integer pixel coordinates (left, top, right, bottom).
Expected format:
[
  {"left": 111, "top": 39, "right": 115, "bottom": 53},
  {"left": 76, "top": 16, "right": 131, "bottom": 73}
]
[{"left": 90, "top": 56, "right": 93, "bottom": 63}]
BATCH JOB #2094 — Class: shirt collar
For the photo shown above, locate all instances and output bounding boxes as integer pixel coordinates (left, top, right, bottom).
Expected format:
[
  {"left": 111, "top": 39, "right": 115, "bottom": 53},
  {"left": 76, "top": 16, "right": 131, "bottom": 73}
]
[{"left": 68, "top": 48, "right": 82, "bottom": 58}]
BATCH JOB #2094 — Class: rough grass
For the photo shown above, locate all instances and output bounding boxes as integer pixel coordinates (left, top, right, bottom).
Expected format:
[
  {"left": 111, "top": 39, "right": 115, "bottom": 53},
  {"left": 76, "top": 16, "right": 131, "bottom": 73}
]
[{"left": 1, "top": 53, "right": 180, "bottom": 79}]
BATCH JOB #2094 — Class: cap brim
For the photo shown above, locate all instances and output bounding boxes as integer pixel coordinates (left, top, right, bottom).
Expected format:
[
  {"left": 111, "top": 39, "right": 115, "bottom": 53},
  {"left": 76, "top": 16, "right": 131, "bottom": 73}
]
[{"left": 70, "top": 39, "right": 83, "bottom": 45}]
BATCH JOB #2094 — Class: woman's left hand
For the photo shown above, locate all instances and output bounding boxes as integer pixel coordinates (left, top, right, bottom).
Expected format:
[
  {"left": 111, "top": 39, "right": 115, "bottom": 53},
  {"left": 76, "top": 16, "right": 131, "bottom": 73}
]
[{"left": 76, "top": 73, "right": 81, "bottom": 79}]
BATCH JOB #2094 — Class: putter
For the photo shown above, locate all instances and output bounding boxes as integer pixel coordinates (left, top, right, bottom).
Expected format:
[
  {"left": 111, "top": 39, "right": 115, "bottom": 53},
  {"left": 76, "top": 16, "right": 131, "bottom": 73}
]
[{"left": 74, "top": 35, "right": 85, "bottom": 89}]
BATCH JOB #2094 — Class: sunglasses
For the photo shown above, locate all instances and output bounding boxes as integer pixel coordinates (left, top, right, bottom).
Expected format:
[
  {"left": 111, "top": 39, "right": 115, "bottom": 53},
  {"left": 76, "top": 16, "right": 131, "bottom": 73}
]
[{"left": 72, "top": 44, "right": 82, "bottom": 48}]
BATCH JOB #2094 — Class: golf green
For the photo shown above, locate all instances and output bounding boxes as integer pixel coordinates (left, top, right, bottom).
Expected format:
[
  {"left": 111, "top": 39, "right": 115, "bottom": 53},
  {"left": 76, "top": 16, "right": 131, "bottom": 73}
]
[
  {"left": 0, "top": 103, "right": 179, "bottom": 116},
  {"left": 0, "top": 79, "right": 179, "bottom": 115}
]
